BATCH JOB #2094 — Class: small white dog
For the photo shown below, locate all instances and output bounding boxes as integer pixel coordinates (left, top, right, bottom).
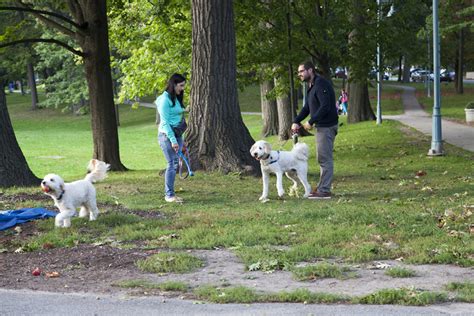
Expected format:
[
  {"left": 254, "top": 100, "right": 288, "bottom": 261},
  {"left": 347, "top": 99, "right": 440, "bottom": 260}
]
[
  {"left": 41, "top": 159, "right": 110, "bottom": 228},
  {"left": 250, "top": 140, "right": 311, "bottom": 201}
]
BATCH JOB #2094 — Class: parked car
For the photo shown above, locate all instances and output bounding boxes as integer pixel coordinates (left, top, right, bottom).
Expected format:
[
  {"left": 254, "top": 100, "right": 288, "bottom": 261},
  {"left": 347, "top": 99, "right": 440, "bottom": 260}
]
[
  {"left": 334, "top": 68, "right": 347, "bottom": 79},
  {"left": 440, "top": 70, "right": 454, "bottom": 82},
  {"left": 368, "top": 70, "right": 389, "bottom": 80},
  {"left": 411, "top": 70, "right": 431, "bottom": 82}
]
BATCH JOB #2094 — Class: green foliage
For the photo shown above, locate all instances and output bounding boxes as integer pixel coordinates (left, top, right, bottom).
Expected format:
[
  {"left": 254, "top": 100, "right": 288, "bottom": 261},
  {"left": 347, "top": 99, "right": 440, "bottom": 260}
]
[
  {"left": 35, "top": 30, "right": 88, "bottom": 111},
  {"left": 354, "top": 288, "right": 448, "bottom": 305},
  {"left": 292, "top": 262, "right": 357, "bottom": 281},
  {"left": 466, "top": 102, "right": 474, "bottom": 109},
  {"left": 136, "top": 252, "right": 203, "bottom": 274},
  {"left": 108, "top": 0, "right": 191, "bottom": 102},
  {"left": 113, "top": 279, "right": 188, "bottom": 292},
  {"left": 445, "top": 282, "right": 474, "bottom": 302},
  {"left": 194, "top": 285, "right": 259, "bottom": 304},
  {"left": 385, "top": 267, "right": 417, "bottom": 278}
]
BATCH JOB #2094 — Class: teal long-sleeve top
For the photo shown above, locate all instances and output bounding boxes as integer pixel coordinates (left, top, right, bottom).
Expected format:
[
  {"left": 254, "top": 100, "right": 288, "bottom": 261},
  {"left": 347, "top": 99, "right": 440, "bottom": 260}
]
[{"left": 155, "top": 91, "right": 185, "bottom": 145}]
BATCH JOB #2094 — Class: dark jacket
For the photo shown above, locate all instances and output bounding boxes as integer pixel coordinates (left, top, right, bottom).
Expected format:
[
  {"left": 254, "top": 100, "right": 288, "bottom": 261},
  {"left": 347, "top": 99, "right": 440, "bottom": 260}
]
[{"left": 294, "top": 75, "right": 338, "bottom": 127}]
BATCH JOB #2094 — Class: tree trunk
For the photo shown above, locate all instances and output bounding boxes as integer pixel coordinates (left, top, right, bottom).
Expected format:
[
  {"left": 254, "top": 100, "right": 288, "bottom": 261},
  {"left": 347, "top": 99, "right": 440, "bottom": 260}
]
[
  {"left": 0, "top": 82, "right": 41, "bottom": 187},
  {"left": 26, "top": 62, "right": 38, "bottom": 110},
  {"left": 260, "top": 80, "right": 278, "bottom": 137},
  {"left": 455, "top": 28, "right": 464, "bottom": 94},
  {"left": 187, "top": 0, "right": 259, "bottom": 174},
  {"left": 275, "top": 75, "right": 292, "bottom": 141},
  {"left": 347, "top": 81, "right": 375, "bottom": 123},
  {"left": 402, "top": 56, "right": 411, "bottom": 83},
  {"left": 397, "top": 55, "right": 402, "bottom": 82},
  {"left": 75, "top": 0, "right": 126, "bottom": 171}
]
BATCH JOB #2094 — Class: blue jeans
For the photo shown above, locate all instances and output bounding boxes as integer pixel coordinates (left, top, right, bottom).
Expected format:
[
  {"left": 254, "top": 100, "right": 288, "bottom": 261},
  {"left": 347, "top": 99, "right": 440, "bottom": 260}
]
[{"left": 158, "top": 133, "right": 183, "bottom": 198}]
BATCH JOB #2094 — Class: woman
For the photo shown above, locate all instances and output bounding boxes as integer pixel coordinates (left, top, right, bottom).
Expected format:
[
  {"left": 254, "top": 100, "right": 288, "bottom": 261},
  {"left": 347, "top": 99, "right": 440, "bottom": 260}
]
[{"left": 155, "top": 73, "right": 187, "bottom": 203}]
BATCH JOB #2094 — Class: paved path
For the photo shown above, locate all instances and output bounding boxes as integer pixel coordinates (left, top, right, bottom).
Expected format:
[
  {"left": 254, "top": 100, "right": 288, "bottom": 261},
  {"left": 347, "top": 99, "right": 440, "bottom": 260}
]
[
  {"left": 384, "top": 85, "right": 474, "bottom": 152},
  {"left": 1, "top": 289, "right": 473, "bottom": 316}
]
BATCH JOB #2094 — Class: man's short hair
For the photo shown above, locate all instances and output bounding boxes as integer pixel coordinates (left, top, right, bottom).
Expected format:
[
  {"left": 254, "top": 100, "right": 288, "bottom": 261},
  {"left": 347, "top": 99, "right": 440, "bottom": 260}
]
[{"left": 300, "top": 61, "right": 316, "bottom": 72}]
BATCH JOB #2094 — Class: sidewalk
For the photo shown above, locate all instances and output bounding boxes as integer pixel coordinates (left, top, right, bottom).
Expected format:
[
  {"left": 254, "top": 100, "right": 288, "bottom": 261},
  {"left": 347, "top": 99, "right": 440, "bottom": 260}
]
[{"left": 384, "top": 85, "right": 474, "bottom": 152}]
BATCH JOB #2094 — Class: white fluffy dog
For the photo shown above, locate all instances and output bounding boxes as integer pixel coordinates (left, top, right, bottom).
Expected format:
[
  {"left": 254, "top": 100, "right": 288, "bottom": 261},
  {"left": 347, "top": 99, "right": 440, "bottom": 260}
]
[
  {"left": 250, "top": 140, "right": 311, "bottom": 201},
  {"left": 41, "top": 159, "right": 110, "bottom": 228}
]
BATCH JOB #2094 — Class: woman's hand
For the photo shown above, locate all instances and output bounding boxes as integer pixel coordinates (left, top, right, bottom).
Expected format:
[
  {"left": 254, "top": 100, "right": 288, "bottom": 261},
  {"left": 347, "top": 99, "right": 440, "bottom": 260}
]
[{"left": 172, "top": 143, "right": 180, "bottom": 153}]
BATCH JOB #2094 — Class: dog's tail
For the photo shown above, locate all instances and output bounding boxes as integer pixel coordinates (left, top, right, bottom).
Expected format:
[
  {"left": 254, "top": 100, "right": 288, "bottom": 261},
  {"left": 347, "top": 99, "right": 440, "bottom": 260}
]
[
  {"left": 84, "top": 159, "right": 110, "bottom": 183},
  {"left": 292, "top": 142, "right": 309, "bottom": 161}
]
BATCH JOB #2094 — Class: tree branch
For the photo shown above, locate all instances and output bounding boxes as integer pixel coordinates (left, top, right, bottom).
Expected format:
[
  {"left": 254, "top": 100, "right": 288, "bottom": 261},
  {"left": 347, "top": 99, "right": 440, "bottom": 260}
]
[
  {"left": 0, "top": 5, "right": 85, "bottom": 31},
  {"left": 67, "top": 0, "right": 85, "bottom": 26},
  {"left": 0, "top": 38, "right": 86, "bottom": 57}
]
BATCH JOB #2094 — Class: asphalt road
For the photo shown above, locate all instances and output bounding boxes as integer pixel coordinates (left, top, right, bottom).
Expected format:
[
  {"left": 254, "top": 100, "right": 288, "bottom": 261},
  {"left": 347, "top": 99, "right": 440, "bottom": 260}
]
[{"left": 1, "top": 289, "right": 473, "bottom": 316}]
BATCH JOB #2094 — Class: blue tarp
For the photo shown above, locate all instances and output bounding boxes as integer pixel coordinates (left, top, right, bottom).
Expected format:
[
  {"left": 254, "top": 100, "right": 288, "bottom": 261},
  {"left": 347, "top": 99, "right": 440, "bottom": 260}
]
[{"left": 0, "top": 208, "right": 57, "bottom": 231}]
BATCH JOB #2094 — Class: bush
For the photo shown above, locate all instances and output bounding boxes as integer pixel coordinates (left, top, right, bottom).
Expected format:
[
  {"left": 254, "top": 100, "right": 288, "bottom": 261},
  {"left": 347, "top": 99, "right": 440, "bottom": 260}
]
[{"left": 466, "top": 102, "right": 474, "bottom": 109}]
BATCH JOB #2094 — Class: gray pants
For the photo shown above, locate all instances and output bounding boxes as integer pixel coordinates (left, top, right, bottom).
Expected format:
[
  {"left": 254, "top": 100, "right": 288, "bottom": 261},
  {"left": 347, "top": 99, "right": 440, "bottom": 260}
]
[{"left": 316, "top": 124, "right": 338, "bottom": 193}]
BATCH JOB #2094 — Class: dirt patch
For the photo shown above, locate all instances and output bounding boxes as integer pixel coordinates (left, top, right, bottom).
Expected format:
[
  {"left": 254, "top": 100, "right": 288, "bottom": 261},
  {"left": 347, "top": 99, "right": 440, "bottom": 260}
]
[
  {"left": 1, "top": 195, "right": 472, "bottom": 298},
  {"left": 1, "top": 219, "right": 473, "bottom": 298}
]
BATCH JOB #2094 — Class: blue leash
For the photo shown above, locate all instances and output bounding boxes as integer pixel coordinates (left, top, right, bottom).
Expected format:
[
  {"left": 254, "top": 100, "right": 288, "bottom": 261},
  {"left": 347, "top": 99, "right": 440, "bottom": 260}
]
[{"left": 177, "top": 151, "right": 194, "bottom": 177}]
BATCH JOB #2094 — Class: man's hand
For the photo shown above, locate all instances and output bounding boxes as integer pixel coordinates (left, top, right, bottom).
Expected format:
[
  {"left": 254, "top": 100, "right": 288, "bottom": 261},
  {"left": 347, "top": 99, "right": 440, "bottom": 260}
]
[
  {"left": 291, "top": 123, "right": 300, "bottom": 131},
  {"left": 303, "top": 122, "right": 313, "bottom": 131},
  {"left": 172, "top": 143, "right": 179, "bottom": 152}
]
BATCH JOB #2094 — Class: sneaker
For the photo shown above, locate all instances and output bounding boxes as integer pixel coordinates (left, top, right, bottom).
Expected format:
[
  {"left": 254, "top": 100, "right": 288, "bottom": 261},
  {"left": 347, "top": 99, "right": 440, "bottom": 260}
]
[
  {"left": 308, "top": 191, "right": 331, "bottom": 200},
  {"left": 165, "top": 195, "right": 183, "bottom": 203}
]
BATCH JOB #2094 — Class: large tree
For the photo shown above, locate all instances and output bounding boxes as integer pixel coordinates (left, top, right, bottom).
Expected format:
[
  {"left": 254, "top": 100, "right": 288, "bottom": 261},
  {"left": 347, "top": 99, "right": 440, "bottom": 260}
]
[
  {"left": 0, "top": 79, "right": 40, "bottom": 187},
  {"left": 187, "top": 0, "right": 259, "bottom": 174},
  {"left": 0, "top": 1, "right": 126, "bottom": 170}
]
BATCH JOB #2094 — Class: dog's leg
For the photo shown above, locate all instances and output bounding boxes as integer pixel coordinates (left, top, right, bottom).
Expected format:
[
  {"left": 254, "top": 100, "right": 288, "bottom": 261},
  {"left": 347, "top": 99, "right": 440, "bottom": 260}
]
[
  {"left": 55, "top": 209, "right": 75, "bottom": 228},
  {"left": 259, "top": 170, "right": 270, "bottom": 201},
  {"left": 285, "top": 172, "right": 299, "bottom": 197},
  {"left": 79, "top": 206, "right": 88, "bottom": 218},
  {"left": 298, "top": 166, "right": 312, "bottom": 198},
  {"left": 276, "top": 171, "right": 285, "bottom": 198}
]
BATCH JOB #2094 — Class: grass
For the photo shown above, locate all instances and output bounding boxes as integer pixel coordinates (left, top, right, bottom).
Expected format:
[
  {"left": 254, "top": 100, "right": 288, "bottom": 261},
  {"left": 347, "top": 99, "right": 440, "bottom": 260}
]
[
  {"left": 412, "top": 82, "right": 474, "bottom": 122},
  {"left": 136, "top": 252, "right": 204, "bottom": 274},
  {"left": 445, "top": 282, "right": 474, "bottom": 302},
  {"left": 384, "top": 267, "right": 417, "bottom": 278},
  {"left": 354, "top": 288, "right": 448, "bottom": 305},
  {"left": 292, "top": 262, "right": 357, "bottom": 281},
  {"left": 1, "top": 87, "right": 473, "bottom": 303},
  {"left": 113, "top": 279, "right": 188, "bottom": 292}
]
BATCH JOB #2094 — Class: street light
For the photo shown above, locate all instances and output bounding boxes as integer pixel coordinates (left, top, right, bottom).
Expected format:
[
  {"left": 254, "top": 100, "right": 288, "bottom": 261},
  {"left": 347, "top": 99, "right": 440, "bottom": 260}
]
[
  {"left": 376, "top": 0, "right": 394, "bottom": 125},
  {"left": 428, "top": 0, "right": 443, "bottom": 156}
]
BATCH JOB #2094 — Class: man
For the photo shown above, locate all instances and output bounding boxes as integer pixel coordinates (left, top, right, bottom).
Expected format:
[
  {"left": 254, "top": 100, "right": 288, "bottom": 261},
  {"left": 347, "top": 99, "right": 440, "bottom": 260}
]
[{"left": 292, "top": 61, "right": 338, "bottom": 199}]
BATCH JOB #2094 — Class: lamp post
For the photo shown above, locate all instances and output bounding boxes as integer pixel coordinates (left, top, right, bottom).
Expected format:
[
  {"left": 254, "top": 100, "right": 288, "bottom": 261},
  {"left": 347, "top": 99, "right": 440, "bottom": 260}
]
[
  {"left": 376, "top": 0, "right": 382, "bottom": 125},
  {"left": 376, "top": 0, "right": 394, "bottom": 125},
  {"left": 428, "top": 0, "right": 443, "bottom": 156}
]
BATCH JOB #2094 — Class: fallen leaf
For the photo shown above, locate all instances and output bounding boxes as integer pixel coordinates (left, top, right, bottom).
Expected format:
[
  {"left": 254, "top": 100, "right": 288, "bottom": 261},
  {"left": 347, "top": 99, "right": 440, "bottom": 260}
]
[
  {"left": 45, "top": 271, "right": 60, "bottom": 278},
  {"left": 415, "top": 170, "right": 427, "bottom": 178}
]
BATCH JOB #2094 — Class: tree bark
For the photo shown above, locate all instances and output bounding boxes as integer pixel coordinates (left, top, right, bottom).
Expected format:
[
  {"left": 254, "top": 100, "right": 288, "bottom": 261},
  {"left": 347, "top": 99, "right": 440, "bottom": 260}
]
[
  {"left": 0, "top": 82, "right": 41, "bottom": 187},
  {"left": 455, "top": 28, "right": 464, "bottom": 94},
  {"left": 26, "top": 62, "right": 38, "bottom": 110},
  {"left": 347, "top": 81, "right": 375, "bottom": 123},
  {"left": 275, "top": 75, "right": 292, "bottom": 141},
  {"left": 73, "top": 0, "right": 126, "bottom": 171},
  {"left": 402, "top": 56, "right": 411, "bottom": 83},
  {"left": 187, "top": 0, "right": 259, "bottom": 174},
  {"left": 260, "top": 80, "right": 278, "bottom": 137}
]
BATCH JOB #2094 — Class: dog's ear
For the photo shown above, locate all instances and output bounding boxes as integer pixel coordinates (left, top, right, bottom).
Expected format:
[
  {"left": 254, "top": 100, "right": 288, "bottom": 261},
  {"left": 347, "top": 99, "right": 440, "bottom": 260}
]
[
  {"left": 250, "top": 143, "right": 256, "bottom": 153},
  {"left": 263, "top": 142, "right": 272, "bottom": 154}
]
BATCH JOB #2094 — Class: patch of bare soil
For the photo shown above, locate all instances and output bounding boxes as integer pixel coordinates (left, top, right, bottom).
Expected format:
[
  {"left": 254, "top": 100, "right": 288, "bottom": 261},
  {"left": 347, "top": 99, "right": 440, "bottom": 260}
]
[{"left": 1, "top": 207, "right": 473, "bottom": 298}]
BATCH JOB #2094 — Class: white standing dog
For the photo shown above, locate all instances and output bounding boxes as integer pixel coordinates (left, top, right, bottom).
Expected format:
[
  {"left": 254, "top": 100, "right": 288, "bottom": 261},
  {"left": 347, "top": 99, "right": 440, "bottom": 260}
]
[
  {"left": 41, "top": 159, "right": 110, "bottom": 228},
  {"left": 250, "top": 140, "right": 311, "bottom": 201}
]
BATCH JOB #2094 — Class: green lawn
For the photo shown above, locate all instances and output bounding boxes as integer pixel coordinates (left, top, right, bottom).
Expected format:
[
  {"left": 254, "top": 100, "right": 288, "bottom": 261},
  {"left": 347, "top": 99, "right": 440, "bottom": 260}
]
[{"left": 415, "top": 83, "right": 474, "bottom": 122}]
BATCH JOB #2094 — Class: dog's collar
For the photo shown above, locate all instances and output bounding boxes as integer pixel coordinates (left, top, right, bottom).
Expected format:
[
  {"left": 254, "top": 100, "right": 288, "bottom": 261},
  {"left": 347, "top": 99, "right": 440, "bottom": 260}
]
[
  {"left": 260, "top": 153, "right": 271, "bottom": 161},
  {"left": 269, "top": 151, "right": 280, "bottom": 165},
  {"left": 57, "top": 190, "right": 65, "bottom": 201}
]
